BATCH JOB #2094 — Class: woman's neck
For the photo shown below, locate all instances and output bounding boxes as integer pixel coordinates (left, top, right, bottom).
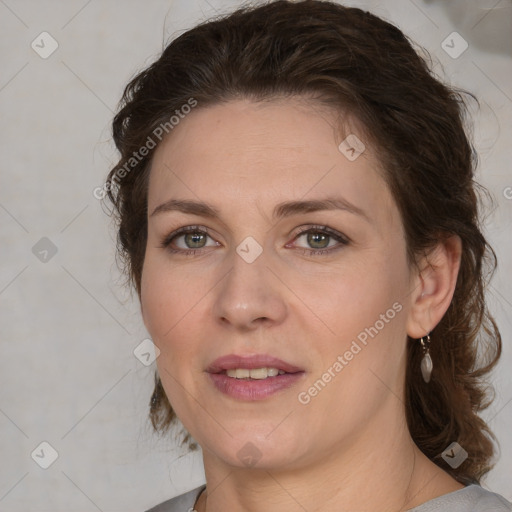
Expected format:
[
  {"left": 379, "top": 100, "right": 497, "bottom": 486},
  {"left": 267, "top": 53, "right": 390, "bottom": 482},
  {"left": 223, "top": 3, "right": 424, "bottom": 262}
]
[{"left": 194, "top": 428, "right": 464, "bottom": 512}]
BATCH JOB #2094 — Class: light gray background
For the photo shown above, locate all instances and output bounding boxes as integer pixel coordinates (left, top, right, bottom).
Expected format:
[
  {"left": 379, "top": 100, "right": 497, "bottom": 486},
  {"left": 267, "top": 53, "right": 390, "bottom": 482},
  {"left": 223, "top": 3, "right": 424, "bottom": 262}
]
[{"left": 0, "top": 1, "right": 511, "bottom": 510}]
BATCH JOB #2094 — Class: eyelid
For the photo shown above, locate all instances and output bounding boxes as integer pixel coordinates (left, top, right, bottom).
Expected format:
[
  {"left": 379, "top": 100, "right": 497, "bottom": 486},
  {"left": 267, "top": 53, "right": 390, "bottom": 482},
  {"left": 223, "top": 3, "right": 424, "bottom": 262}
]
[
  {"left": 292, "top": 224, "right": 350, "bottom": 243},
  {"left": 160, "top": 225, "right": 217, "bottom": 248}
]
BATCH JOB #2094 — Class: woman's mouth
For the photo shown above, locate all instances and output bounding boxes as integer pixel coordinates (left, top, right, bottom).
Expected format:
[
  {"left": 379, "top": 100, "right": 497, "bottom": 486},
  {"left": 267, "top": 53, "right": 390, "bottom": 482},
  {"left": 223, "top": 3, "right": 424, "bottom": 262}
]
[
  {"left": 224, "top": 367, "right": 286, "bottom": 379},
  {"left": 206, "top": 355, "right": 306, "bottom": 400},
  {"left": 207, "top": 371, "right": 305, "bottom": 400}
]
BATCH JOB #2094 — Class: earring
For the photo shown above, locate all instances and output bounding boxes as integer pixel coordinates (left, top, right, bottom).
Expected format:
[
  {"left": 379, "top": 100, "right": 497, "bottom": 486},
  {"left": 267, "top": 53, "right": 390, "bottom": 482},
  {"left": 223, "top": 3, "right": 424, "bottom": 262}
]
[{"left": 419, "top": 333, "right": 433, "bottom": 383}]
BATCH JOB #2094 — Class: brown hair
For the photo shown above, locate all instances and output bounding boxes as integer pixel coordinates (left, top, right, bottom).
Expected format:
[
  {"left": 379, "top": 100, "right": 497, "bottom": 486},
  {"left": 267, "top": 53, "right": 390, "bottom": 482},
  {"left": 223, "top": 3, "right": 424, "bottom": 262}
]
[{"left": 106, "top": 0, "right": 502, "bottom": 484}]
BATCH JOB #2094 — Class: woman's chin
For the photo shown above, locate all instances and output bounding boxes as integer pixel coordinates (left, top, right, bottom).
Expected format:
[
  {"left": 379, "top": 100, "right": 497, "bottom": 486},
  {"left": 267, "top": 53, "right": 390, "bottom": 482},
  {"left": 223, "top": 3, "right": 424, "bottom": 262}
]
[{"left": 200, "top": 434, "right": 307, "bottom": 471}]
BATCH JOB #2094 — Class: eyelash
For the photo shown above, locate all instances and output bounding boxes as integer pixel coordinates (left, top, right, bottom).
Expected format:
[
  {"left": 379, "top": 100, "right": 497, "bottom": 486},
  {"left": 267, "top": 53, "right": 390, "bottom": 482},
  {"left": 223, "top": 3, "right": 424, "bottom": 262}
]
[{"left": 160, "top": 224, "right": 350, "bottom": 257}]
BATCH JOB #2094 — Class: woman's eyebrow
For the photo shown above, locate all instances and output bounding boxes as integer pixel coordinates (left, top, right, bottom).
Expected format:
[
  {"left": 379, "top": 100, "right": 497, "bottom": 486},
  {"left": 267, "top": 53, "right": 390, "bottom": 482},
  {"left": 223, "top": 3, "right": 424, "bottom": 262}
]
[{"left": 150, "top": 197, "right": 371, "bottom": 223}]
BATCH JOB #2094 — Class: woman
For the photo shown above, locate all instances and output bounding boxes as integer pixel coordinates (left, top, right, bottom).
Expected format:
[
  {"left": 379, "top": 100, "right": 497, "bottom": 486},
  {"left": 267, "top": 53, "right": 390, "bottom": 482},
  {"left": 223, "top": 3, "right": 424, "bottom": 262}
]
[{"left": 104, "top": 1, "right": 511, "bottom": 510}]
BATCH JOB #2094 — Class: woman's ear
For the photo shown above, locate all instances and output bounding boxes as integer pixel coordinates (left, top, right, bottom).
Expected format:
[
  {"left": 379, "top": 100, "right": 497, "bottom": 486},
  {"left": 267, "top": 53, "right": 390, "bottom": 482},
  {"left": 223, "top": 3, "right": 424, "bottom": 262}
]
[{"left": 406, "top": 235, "right": 462, "bottom": 338}]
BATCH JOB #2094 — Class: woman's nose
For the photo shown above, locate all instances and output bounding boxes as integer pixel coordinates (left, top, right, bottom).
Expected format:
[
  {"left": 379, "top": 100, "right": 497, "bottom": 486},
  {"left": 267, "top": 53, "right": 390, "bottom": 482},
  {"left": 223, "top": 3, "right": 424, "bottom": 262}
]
[{"left": 211, "top": 243, "right": 288, "bottom": 332}]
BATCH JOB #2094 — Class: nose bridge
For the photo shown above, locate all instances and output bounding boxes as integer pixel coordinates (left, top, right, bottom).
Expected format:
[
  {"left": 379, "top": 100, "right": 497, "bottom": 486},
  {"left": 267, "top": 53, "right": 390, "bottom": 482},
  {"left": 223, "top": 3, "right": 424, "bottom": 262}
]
[{"left": 212, "top": 237, "right": 286, "bottom": 329}]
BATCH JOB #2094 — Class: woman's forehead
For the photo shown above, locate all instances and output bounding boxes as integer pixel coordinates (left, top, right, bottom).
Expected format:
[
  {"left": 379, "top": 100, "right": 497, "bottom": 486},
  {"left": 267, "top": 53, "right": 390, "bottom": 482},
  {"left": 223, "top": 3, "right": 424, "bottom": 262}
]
[
  {"left": 156, "top": 97, "right": 364, "bottom": 149},
  {"left": 146, "top": 99, "right": 400, "bottom": 235},
  {"left": 149, "top": 99, "right": 378, "bottom": 191}
]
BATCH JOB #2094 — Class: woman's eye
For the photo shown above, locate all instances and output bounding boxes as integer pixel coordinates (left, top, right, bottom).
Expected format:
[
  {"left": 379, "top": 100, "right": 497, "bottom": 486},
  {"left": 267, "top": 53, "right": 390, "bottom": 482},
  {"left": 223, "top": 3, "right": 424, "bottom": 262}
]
[
  {"left": 161, "top": 226, "right": 217, "bottom": 255},
  {"left": 291, "top": 226, "right": 349, "bottom": 256},
  {"left": 161, "top": 225, "right": 349, "bottom": 257}
]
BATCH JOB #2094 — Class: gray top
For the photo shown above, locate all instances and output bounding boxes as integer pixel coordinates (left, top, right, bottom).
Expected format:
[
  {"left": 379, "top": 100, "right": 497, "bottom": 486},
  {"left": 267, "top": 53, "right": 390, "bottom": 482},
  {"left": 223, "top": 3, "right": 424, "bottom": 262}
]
[{"left": 145, "top": 483, "right": 512, "bottom": 511}]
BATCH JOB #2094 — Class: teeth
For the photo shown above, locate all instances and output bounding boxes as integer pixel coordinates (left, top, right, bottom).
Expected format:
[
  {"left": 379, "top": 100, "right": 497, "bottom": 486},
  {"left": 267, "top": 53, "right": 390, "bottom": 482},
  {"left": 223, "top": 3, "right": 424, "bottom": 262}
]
[{"left": 226, "top": 367, "right": 286, "bottom": 379}]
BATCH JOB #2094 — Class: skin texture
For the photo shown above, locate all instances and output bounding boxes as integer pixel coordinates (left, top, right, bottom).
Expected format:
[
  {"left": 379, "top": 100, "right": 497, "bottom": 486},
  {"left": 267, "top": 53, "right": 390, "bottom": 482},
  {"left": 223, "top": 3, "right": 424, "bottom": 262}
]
[{"left": 141, "top": 98, "right": 463, "bottom": 512}]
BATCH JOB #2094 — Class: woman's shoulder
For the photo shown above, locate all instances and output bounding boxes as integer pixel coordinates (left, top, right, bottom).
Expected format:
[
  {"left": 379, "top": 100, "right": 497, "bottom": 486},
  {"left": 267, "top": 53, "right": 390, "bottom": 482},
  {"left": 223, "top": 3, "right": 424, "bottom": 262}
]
[
  {"left": 143, "top": 483, "right": 511, "bottom": 512},
  {"left": 408, "top": 484, "right": 512, "bottom": 511},
  {"left": 144, "top": 484, "right": 206, "bottom": 512}
]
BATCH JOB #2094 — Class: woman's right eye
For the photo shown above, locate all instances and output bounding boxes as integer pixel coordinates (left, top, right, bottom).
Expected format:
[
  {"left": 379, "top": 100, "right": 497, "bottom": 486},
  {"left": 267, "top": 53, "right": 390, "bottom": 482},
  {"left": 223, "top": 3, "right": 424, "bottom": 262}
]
[{"left": 161, "top": 226, "right": 218, "bottom": 255}]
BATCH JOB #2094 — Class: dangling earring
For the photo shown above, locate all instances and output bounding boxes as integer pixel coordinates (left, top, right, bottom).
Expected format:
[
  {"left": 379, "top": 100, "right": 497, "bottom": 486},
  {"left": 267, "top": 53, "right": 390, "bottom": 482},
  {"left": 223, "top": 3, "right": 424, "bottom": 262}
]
[{"left": 419, "top": 333, "right": 433, "bottom": 383}]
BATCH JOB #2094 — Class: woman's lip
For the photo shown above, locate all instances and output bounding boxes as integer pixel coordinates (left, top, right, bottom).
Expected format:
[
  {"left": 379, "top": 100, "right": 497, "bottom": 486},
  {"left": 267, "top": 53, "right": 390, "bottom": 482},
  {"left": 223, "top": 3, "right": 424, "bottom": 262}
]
[
  {"left": 208, "top": 372, "right": 306, "bottom": 400},
  {"left": 206, "top": 354, "right": 304, "bottom": 374}
]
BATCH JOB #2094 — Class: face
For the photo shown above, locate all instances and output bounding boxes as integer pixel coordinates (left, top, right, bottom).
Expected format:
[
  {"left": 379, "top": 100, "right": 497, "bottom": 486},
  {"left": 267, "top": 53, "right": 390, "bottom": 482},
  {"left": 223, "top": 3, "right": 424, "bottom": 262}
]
[{"left": 141, "top": 97, "right": 417, "bottom": 471}]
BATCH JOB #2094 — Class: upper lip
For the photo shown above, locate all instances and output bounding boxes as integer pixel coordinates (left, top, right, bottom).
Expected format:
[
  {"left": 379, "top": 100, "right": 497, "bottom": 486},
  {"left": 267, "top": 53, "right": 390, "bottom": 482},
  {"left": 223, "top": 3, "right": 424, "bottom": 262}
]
[{"left": 206, "top": 354, "right": 304, "bottom": 374}]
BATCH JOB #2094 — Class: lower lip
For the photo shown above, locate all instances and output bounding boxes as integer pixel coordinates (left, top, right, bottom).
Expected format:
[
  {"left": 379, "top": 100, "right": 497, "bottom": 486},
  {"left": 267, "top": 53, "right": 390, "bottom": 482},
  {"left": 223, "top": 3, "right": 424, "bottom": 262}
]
[{"left": 207, "top": 372, "right": 305, "bottom": 400}]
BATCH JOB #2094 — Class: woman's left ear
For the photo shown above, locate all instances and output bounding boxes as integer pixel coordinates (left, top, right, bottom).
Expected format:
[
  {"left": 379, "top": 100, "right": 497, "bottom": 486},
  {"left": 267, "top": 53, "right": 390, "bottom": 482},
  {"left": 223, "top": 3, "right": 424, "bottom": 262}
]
[{"left": 406, "top": 235, "right": 462, "bottom": 339}]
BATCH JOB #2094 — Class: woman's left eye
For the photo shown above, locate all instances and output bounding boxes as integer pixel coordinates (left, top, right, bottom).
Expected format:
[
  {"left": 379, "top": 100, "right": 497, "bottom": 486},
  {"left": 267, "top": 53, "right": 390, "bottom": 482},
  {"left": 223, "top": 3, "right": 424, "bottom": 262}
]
[
  {"left": 290, "top": 226, "right": 349, "bottom": 256},
  {"left": 160, "top": 225, "right": 349, "bottom": 257}
]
